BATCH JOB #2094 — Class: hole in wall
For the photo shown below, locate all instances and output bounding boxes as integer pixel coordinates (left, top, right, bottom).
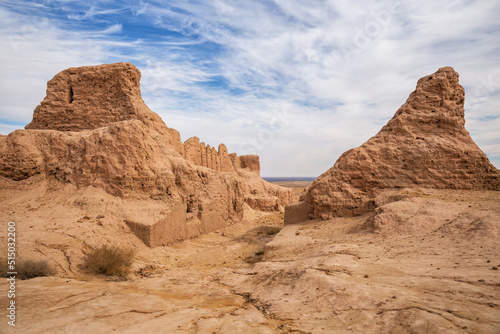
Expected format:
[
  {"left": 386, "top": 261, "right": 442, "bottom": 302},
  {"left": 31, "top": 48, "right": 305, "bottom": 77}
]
[{"left": 68, "top": 86, "right": 74, "bottom": 104}]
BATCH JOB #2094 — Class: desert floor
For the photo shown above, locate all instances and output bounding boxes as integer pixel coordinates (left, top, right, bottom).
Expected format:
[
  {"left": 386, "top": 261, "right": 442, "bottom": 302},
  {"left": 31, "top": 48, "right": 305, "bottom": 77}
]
[{"left": 0, "top": 183, "right": 499, "bottom": 333}]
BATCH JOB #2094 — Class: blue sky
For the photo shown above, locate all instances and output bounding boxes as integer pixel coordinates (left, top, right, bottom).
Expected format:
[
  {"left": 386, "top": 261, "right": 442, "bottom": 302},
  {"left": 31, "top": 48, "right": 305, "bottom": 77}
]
[{"left": 1, "top": 0, "right": 499, "bottom": 176}]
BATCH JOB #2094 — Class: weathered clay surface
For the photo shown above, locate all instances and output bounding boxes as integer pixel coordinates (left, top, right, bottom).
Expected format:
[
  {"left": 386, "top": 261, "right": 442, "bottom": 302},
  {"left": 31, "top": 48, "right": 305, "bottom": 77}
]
[
  {"left": 26, "top": 62, "right": 160, "bottom": 131},
  {"left": 299, "top": 66, "right": 500, "bottom": 220},
  {"left": 1, "top": 187, "right": 498, "bottom": 333},
  {"left": 184, "top": 137, "right": 235, "bottom": 172},
  {"left": 230, "top": 154, "right": 260, "bottom": 174},
  {"left": 0, "top": 62, "right": 293, "bottom": 246},
  {"left": 224, "top": 189, "right": 500, "bottom": 334},
  {"left": 284, "top": 201, "right": 309, "bottom": 224},
  {"left": 1, "top": 63, "right": 499, "bottom": 334}
]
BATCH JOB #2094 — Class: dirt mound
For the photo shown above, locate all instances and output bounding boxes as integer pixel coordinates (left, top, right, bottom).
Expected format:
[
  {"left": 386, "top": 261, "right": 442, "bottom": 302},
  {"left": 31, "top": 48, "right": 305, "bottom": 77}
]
[
  {"left": 25, "top": 62, "right": 163, "bottom": 132},
  {"left": 361, "top": 189, "right": 500, "bottom": 240},
  {"left": 0, "top": 62, "right": 293, "bottom": 246},
  {"left": 296, "top": 67, "right": 500, "bottom": 221}
]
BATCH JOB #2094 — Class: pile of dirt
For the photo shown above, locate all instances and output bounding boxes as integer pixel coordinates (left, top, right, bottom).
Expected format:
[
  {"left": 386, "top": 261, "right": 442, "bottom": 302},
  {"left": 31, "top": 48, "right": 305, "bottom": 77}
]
[
  {"left": 297, "top": 67, "right": 500, "bottom": 221},
  {"left": 361, "top": 188, "right": 500, "bottom": 240}
]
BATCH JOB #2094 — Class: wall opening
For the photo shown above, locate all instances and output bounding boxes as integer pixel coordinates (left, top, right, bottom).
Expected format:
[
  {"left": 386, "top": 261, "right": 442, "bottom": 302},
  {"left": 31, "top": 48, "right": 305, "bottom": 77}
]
[{"left": 68, "top": 86, "right": 74, "bottom": 104}]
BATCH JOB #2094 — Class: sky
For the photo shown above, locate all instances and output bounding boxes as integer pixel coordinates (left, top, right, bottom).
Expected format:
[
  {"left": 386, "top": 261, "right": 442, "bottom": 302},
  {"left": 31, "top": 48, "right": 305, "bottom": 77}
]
[{"left": 0, "top": 0, "right": 499, "bottom": 177}]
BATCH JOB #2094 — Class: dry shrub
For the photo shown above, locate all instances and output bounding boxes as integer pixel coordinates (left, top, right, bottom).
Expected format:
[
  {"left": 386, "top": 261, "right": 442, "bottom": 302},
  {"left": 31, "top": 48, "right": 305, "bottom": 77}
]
[
  {"left": 0, "top": 258, "right": 55, "bottom": 279},
  {"left": 18, "top": 259, "right": 55, "bottom": 279},
  {"left": 85, "top": 245, "right": 135, "bottom": 279},
  {"left": 0, "top": 258, "right": 7, "bottom": 277}
]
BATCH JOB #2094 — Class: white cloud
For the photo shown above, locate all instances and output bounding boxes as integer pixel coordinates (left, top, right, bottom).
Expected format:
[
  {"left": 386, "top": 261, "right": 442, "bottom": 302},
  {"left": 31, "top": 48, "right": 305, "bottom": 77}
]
[
  {"left": 0, "top": 7, "right": 114, "bottom": 124},
  {"left": 100, "top": 23, "right": 123, "bottom": 34},
  {"left": 0, "top": 0, "right": 499, "bottom": 175}
]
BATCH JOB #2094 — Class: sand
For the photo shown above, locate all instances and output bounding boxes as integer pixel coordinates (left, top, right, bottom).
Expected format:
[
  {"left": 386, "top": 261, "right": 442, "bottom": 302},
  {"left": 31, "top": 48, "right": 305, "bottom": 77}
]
[{"left": 0, "top": 184, "right": 499, "bottom": 333}]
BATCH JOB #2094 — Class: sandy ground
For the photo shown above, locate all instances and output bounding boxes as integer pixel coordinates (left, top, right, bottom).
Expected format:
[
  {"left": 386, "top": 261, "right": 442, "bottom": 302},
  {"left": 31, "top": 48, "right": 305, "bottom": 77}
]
[{"left": 0, "top": 183, "right": 499, "bottom": 333}]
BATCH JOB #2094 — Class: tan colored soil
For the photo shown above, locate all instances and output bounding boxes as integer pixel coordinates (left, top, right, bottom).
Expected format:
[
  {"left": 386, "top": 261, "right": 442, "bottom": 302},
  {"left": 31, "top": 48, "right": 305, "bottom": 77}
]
[{"left": 1, "top": 185, "right": 499, "bottom": 333}]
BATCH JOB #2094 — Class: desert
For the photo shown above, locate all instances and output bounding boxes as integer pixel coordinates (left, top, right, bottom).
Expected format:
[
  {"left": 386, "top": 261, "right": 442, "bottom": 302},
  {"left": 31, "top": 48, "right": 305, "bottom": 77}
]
[{"left": 0, "top": 62, "right": 499, "bottom": 334}]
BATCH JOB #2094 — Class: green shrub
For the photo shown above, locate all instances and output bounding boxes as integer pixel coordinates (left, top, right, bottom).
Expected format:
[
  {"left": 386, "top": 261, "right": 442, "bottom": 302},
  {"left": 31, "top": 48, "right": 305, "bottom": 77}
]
[{"left": 84, "top": 245, "right": 135, "bottom": 279}]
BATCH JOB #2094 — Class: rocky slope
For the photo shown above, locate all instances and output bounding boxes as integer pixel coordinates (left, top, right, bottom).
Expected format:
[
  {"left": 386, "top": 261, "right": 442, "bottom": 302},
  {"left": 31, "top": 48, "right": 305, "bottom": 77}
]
[
  {"left": 298, "top": 67, "right": 500, "bottom": 221},
  {"left": 0, "top": 62, "right": 293, "bottom": 246}
]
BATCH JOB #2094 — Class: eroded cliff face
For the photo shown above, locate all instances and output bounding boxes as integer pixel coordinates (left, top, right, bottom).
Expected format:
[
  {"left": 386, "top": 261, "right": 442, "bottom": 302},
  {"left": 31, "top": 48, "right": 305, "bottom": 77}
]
[
  {"left": 184, "top": 137, "right": 235, "bottom": 173},
  {"left": 0, "top": 62, "right": 294, "bottom": 245},
  {"left": 26, "top": 62, "right": 161, "bottom": 131},
  {"left": 298, "top": 66, "right": 500, "bottom": 221}
]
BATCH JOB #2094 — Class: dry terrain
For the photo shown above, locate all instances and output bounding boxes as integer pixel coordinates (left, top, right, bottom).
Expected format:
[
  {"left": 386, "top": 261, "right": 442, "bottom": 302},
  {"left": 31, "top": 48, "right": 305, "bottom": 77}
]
[
  {"left": 1, "top": 64, "right": 499, "bottom": 334},
  {"left": 1, "top": 183, "right": 499, "bottom": 333}
]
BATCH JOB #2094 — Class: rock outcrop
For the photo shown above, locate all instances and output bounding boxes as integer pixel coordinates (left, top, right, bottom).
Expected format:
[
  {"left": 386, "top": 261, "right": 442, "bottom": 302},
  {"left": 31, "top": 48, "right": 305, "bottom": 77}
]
[
  {"left": 0, "top": 62, "right": 294, "bottom": 245},
  {"left": 292, "top": 66, "right": 500, "bottom": 222}
]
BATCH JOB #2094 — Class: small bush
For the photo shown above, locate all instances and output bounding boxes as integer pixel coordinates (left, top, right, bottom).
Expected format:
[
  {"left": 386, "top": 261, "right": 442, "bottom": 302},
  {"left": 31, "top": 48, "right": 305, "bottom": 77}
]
[
  {"left": 18, "top": 259, "right": 55, "bottom": 279},
  {"left": 84, "top": 245, "right": 135, "bottom": 279},
  {"left": 0, "top": 258, "right": 7, "bottom": 277},
  {"left": 0, "top": 257, "right": 55, "bottom": 279}
]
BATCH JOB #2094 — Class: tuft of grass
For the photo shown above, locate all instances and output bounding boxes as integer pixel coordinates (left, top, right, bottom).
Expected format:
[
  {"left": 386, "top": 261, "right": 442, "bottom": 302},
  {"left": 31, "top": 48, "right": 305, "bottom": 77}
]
[
  {"left": 84, "top": 245, "right": 135, "bottom": 279},
  {"left": 0, "top": 257, "right": 55, "bottom": 279}
]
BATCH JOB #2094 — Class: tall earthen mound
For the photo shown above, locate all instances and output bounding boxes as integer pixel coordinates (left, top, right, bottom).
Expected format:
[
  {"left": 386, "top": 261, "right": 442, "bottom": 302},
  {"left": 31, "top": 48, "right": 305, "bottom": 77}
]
[
  {"left": 296, "top": 66, "right": 500, "bottom": 221},
  {"left": 25, "top": 62, "right": 162, "bottom": 131},
  {"left": 0, "top": 62, "right": 294, "bottom": 246}
]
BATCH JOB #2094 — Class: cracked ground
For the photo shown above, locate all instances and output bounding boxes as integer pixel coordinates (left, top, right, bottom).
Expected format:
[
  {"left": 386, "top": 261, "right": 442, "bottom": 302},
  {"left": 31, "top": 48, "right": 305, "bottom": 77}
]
[{"left": 1, "top": 187, "right": 499, "bottom": 333}]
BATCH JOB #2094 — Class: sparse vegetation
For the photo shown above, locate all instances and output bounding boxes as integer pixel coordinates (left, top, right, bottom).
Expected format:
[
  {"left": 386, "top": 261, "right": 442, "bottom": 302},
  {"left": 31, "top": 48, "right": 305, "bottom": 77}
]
[
  {"left": 0, "top": 257, "right": 55, "bottom": 279},
  {"left": 18, "top": 259, "right": 55, "bottom": 279},
  {"left": 84, "top": 245, "right": 135, "bottom": 279}
]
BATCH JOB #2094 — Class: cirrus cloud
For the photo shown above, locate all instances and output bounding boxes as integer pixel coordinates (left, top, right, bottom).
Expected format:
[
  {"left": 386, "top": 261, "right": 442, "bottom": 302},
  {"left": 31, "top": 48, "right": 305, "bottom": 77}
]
[{"left": 0, "top": 0, "right": 499, "bottom": 175}]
